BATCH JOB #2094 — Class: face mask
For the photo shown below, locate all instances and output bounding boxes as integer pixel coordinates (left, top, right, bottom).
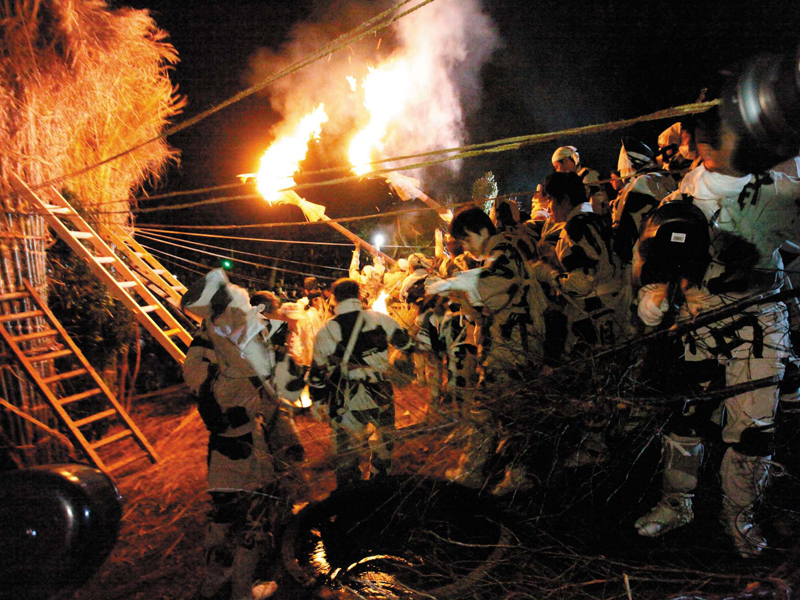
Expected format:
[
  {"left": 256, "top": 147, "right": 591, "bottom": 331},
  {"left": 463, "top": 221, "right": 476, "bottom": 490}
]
[{"left": 682, "top": 165, "right": 750, "bottom": 200}]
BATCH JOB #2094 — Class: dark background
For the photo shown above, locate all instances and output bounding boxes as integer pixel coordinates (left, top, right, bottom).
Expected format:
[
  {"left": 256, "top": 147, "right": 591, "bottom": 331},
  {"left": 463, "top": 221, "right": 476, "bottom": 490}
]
[{"left": 115, "top": 0, "right": 800, "bottom": 285}]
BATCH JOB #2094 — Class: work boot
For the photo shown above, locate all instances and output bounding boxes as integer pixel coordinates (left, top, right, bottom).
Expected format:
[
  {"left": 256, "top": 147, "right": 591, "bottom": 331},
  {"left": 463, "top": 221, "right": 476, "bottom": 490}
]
[
  {"left": 634, "top": 493, "right": 694, "bottom": 537},
  {"left": 721, "top": 503, "right": 767, "bottom": 558},
  {"left": 720, "top": 448, "right": 771, "bottom": 558}
]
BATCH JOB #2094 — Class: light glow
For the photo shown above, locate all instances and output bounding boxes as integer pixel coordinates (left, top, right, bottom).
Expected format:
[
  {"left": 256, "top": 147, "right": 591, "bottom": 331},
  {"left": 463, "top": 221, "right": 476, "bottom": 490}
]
[
  {"left": 348, "top": 61, "right": 411, "bottom": 175},
  {"left": 372, "top": 290, "right": 389, "bottom": 315},
  {"left": 254, "top": 104, "right": 328, "bottom": 203}
]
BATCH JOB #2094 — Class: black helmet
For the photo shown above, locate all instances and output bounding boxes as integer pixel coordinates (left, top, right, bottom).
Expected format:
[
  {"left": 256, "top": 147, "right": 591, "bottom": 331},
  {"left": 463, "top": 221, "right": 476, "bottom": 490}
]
[{"left": 637, "top": 198, "right": 711, "bottom": 286}]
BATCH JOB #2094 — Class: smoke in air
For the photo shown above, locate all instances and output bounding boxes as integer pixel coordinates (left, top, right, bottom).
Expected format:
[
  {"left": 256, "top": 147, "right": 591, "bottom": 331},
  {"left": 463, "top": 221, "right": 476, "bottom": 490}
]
[{"left": 245, "top": 0, "right": 500, "bottom": 187}]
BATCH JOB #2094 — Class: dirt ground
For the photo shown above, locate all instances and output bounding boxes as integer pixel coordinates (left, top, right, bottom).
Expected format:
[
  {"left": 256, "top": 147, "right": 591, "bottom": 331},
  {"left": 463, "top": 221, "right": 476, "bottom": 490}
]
[
  {"left": 70, "top": 381, "right": 800, "bottom": 600},
  {"left": 71, "top": 382, "right": 450, "bottom": 600}
]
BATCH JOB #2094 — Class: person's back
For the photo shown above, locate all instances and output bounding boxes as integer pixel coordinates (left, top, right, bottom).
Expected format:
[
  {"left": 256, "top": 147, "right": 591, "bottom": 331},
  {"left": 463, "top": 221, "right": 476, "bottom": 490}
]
[
  {"left": 308, "top": 278, "right": 413, "bottom": 487},
  {"left": 611, "top": 137, "right": 678, "bottom": 265}
]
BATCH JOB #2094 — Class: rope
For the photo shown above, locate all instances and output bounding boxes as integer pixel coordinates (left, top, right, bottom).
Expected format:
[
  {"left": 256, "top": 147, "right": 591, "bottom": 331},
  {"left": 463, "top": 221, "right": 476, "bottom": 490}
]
[
  {"left": 132, "top": 100, "right": 714, "bottom": 204},
  {"left": 26, "top": 0, "right": 439, "bottom": 193},
  {"left": 138, "top": 242, "right": 337, "bottom": 281},
  {"left": 134, "top": 227, "right": 431, "bottom": 248},
  {"left": 150, "top": 251, "right": 302, "bottom": 290},
  {"left": 79, "top": 99, "right": 716, "bottom": 217},
  {"left": 135, "top": 229, "right": 349, "bottom": 272},
  {"left": 134, "top": 188, "right": 535, "bottom": 230},
  {"left": 135, "top": 205, "right": 439, "bottom": 230}
]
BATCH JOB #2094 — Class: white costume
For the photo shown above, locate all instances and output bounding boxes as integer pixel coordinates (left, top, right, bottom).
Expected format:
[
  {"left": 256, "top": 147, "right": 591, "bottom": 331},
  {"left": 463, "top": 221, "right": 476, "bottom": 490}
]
[{"left": 634, "top": 166, "right": 800, "bottom": 557}]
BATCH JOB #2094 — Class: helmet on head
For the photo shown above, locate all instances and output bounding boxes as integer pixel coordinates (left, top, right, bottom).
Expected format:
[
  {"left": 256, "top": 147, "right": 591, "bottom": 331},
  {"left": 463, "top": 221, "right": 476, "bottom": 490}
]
[
  {"left": 637, "top": 199, "right": 710, "bottom": 286},
  {"left": 618, "top": 137, "right": 655, "bottom": 178},
  {"left": 552, "top": 146, "right": 579, "bottom": 166}
]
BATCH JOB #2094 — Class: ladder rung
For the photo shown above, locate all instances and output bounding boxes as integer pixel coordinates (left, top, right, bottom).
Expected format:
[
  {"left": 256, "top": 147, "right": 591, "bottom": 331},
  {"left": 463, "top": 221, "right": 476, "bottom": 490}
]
[
  {"left": 43, "top": 368, "right": 88, "bottom": 384},
  {"left": 57, "top": 388, "right": 102, "bottom": 406},
  {"left": 141, "top": 305, "right": 158, "bottom": 313},
  {"left": 119, "top": 281, "right": 138, "bottom": 289},
  {"left": 106, "top": 452, "right": 150, "bottom": 473},
  {"left": 90, "top": 430, "right": 133, "bottom": 450},
  {"left": 42, "top": 204, "right": 73, "bottom": 215},
  {"left": 11, "top": 329, "right": 58, "bottom": 342},
  {"left": 171, "top": 285, "right": 184, "bottom": 291},
  {"left": 0, "top": 291, "right": 31, "bottom": 301},
  {"left": 94, "top": 256, "right": 116, "bottom": 264},
  {"left": 74, "top": 408, "right": 117, "bottom": 428},
  {"left": 0, "top": 310, "right": 44, "bottom": 322},
  {"left": 72, "top": 231, "right": 94, "bottom": 239},
  {"left": 164, "top": 328, "right": 182, "bottom": 337},
  {"left": 26, "top": 348, "right": 73, "bottom": 362}
]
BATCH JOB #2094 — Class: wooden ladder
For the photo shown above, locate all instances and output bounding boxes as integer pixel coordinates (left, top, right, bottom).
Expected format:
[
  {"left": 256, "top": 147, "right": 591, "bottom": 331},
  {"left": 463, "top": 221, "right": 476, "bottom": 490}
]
[
  {"left": 100, "top": 225, "right": 201, "bottom": 325},
  {"left": 0, "top": 280, "right": 159, "bottom": 476},
  {"left": 10, "top": 173, "right": 191, "bottom": 365}
]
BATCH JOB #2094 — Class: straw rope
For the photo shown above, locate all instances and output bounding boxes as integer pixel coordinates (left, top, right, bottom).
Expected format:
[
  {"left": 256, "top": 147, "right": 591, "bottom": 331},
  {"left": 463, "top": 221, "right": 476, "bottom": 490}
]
[
  {"left": 29, "top": 0, "right": 440, "bottom": 193},
  {"left": 76, "top": 100, "right": 716, "bottom": 217}
]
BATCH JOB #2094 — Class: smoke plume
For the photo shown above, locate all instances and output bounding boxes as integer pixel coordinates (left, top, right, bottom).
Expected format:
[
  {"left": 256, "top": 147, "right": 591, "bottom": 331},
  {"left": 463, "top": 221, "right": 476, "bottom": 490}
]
[{"left": 245, "top": 0, "right": 500, "bottom": 186}]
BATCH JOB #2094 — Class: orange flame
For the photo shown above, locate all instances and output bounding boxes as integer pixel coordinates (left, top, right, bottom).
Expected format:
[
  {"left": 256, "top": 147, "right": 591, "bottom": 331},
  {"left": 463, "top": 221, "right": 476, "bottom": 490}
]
[
  {"left": 348, "top": 61, "right": 411, "bottom": 175},
  {"left": 371, "top": 290, "right": 390, "bottom": 315},
  {"left": 255, "top": 104, "right": 328, "bottom": 202}
]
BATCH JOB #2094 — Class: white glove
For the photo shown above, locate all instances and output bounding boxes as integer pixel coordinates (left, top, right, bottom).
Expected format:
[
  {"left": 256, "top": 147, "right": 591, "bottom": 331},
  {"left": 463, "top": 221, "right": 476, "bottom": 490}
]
[{"left": 637, "top": 283, "right": 669, "bottom": 326}]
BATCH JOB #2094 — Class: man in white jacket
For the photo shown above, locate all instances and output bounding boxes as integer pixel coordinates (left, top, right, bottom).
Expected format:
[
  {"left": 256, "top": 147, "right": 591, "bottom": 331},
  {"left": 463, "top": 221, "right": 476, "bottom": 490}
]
[
  {"left": 307, "top": 278, "right": 414, "bottom": 488},
  {"left": 632, "top": 107, "right": 800, "bottom": 558}
]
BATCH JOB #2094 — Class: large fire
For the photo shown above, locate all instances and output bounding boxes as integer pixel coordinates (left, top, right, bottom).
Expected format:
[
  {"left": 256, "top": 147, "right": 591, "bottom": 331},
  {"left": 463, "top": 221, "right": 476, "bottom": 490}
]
[
  {"left": 348, "top": 60, "right": 411, "bottom": 175},
  {"left": 255, "top": 103, "right": 328, "bottom": 202}
]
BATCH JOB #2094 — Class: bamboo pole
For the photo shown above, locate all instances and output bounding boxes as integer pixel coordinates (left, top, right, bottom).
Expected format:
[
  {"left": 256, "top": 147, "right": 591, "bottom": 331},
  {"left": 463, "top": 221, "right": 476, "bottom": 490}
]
[
  {"left": 320, "top": 214, "right": 396, "bottom": 265},
  {"left": 270, "top": 191, "right": 396, "bottom": 266}
]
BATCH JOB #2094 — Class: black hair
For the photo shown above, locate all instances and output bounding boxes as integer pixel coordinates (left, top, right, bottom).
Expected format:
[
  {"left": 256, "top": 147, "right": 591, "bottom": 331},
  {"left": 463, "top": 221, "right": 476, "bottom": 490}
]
[
  {"left": 250, "top": 290, "right": 279, "bottom": 314},
  {"left": 542, "top": 171, "right": 587, "bottom": 208},
  {"left": 685, "top": 107, "right": 722, "bottom": 149},
  {"left": 450, "top": 207, "right": 496, "bottom": 239},
  {"left": 331, "top": 278, "right": 361, "bottom": 303}
]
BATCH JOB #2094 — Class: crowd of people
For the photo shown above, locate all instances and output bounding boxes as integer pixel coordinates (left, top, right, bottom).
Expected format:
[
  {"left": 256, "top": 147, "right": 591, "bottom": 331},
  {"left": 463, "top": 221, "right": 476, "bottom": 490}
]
[{"left": 179, "top": 103, "right": 800, "bottom": 599}]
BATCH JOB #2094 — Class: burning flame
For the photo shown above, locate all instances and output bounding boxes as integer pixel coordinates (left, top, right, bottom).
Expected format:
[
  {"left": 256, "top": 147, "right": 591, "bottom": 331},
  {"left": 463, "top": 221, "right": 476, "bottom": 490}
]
[
  {"left": 348, "top": 61, "right": 411, "bottom": 175},
  {"left": 371, "top": 290, "right": 389, "bottom": 315},
  {"left": 254, "top": 104, "right": 328, "bottom": 202}
]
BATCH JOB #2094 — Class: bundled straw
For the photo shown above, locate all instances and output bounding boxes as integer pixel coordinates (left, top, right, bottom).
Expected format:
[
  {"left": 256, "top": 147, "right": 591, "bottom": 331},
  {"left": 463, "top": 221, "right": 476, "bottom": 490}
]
[{"left": 0, "top": 0, "right": 185, "bottom": 225}]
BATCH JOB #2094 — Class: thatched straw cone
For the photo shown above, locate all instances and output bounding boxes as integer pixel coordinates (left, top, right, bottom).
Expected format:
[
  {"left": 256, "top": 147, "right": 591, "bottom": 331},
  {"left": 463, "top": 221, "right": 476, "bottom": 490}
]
[
  {"left": 0, "top": 0, "right": 185, "bottom": 228},
  {"left": 0, "top": 0, "right": 184, "bottom": 467}
]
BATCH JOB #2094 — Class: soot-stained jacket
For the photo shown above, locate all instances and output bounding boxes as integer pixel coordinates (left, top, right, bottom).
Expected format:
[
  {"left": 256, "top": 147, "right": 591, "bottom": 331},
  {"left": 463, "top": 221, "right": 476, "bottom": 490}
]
[
  {"left": 308, "top": 298, "right": 414, "bottom": 413},
  {"left": 611, "top": 168, "right": 678, "bottom": 264}
]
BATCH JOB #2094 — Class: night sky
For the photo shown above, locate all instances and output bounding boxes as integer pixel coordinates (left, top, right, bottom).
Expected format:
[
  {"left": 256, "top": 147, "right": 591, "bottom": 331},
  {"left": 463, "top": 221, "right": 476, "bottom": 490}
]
[{"left": 119, "top": 0, "right": 800, "bottom": 243}]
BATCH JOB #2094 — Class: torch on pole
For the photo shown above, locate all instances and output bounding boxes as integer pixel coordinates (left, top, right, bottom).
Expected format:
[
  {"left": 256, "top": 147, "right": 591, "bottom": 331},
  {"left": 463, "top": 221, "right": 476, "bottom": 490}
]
[
  {"left": 272, "top": 191, "right": 396, "bottom": 266},
  {"left": 383, "top": 172, "right": 452, "bottom": 224}
]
